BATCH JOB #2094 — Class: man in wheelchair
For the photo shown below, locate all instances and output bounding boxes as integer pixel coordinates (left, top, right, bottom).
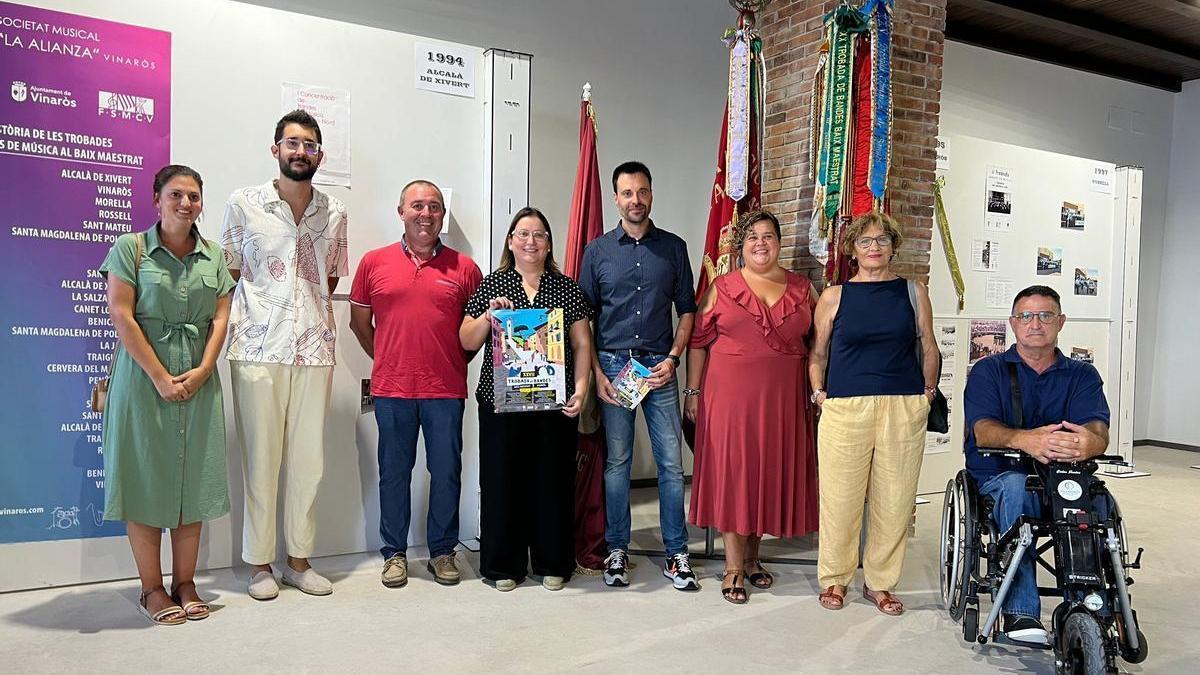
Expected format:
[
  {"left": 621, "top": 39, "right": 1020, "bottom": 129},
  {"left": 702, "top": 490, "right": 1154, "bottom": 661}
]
[
  {"left": 962, "top": 285, "right": 1111, "bottom": 645},
  {"left": 946, "top": 285, "right": 1146, "bottom": 673}
]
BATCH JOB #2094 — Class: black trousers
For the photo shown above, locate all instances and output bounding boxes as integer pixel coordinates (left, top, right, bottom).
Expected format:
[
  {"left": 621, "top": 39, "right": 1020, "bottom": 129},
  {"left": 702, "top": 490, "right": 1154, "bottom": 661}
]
[{"left": 478, "top": 403, "right": 577, "bottom": 581}]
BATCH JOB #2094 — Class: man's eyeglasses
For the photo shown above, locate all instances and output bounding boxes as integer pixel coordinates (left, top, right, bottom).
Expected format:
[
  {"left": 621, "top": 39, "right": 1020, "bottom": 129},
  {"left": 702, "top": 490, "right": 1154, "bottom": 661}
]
[
  {"left": 512, "top": 230, "right": 549, "bottom": 242},
  {"left": 278, "top": 137, "right": 322, "bottom": 156},
  {"left": 1012, "top": 311, "right": 1060, "bottom": 324},
  {"left": 854, "top": 234, "right": 894, "bottom": 249}
]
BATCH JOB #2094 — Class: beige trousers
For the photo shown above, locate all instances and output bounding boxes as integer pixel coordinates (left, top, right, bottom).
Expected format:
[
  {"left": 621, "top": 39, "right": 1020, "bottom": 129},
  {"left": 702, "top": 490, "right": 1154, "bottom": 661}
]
[
  {"left": 817, "top": 394, "right": 929, "bottom": 591},
  {"left": 230, "top": 362, "right": 333, "bottom": 565}
]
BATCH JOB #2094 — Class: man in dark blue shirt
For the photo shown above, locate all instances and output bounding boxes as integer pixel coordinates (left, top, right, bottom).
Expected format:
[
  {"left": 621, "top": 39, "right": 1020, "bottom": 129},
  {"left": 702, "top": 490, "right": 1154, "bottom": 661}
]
[
  {"left": 579, "top": 161, "right": 698, "bottom": 591},
  {"left": 963, "top": 285, "right": 1111, "bottom": 645}
]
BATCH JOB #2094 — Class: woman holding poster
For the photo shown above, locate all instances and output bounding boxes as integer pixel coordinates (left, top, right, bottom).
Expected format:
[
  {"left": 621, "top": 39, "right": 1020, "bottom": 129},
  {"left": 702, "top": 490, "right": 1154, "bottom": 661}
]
[
  {"left": 460, "top": 207, "right": 593, "bottom": 592},
  {"left": 99, "top": 165, "right": 235, "bottom": 625},
  {"left": 684, "top": 210, "right": 820, "bottom": 604}
]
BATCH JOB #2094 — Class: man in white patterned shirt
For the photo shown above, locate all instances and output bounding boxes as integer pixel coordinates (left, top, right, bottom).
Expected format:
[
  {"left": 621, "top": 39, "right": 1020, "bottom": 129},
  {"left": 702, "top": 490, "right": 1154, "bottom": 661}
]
[{"left": 220, "top": 110, "right": 348, "bottom": 600}]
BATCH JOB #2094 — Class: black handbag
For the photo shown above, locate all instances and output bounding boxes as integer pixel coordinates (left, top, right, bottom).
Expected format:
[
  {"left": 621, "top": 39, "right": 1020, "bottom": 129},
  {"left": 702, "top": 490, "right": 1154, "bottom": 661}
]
[{"left": 908, "top": 280, "right": 949, "bottom": 433}]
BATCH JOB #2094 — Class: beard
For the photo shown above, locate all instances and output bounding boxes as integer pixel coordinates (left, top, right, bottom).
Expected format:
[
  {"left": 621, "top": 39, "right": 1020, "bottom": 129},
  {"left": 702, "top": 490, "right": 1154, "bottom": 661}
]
[{"left": 279, "top": 156, "right": 318, "bottom": 181}]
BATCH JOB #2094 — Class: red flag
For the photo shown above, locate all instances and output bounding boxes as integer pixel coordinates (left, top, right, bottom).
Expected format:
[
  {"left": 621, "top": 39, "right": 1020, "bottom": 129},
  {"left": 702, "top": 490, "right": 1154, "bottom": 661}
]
[
  {"left": 564, "top": 90, "right": 603, "bottom": 279},
  {"left": 564, "top": 85, "right": 607, "bottom": 572}
]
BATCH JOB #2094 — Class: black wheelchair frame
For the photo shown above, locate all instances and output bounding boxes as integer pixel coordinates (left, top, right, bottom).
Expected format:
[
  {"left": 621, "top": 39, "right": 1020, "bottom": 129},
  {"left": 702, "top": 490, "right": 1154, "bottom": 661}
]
[{"left": 939, "top": 454, "right": 1148, "bottom": 674}]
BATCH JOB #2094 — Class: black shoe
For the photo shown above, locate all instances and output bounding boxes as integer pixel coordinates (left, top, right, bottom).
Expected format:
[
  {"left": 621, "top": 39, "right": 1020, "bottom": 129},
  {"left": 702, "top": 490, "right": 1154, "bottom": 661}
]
[
  {"left": 1003, "top": 614, "right": 1048, "bottom": 645},
  {"left": 662, "top": 552, "right": 700, "bottom": 591},
  {"left": 603, "top": 549, "right": 629, "bottom": 587}
]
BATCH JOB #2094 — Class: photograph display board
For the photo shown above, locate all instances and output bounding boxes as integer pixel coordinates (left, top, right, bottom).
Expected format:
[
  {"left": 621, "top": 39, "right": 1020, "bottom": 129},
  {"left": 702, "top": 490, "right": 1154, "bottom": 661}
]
[{"left": 922, "top": 135, "right": 1131, "bottom": 493}]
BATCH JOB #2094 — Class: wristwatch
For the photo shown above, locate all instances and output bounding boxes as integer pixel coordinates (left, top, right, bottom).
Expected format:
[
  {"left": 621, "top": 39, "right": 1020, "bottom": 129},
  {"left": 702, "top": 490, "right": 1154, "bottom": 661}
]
[
  {"left": 666, "top": 354, "right": 681, "bottom": 366},
  {"left": 683, "top": 388, "right": 701, "bottom": 397},
  {"left": 810, "top": 389, "right": 825, "bottom": 404}
]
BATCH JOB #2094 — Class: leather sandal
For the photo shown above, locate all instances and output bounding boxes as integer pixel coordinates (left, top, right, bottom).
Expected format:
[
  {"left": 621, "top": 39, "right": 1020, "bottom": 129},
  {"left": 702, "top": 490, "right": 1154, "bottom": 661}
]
[
  {"left": 863, "top": 587, "right": 904, "bottom": 616},
  {"left": 744, "top": 559, "right": 774, "bottom": 589},
  {"left": 818, "top": 585, "right": 846, "bottom": 610},
  {"left": 138, "top": 586, "right": 186, "bottom": 626},
  {"left": 170, "top": 580, "right": 210, "bottom": 621},
  {"left": 720, "top": 571, "right": 749, "bottom": 605}
]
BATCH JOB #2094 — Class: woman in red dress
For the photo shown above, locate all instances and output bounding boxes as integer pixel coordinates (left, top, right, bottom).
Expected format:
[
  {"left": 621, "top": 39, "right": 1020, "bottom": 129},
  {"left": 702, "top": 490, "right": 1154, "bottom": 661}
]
[{"left": 684, "top": 210, "right": 820, "bottom": 604}]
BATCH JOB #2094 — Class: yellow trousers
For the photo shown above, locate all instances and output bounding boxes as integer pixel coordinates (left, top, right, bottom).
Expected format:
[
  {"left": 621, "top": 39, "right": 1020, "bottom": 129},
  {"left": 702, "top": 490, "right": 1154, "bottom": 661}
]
[{"left": 817, "top": 394, "right": 928, "bottom": 591}]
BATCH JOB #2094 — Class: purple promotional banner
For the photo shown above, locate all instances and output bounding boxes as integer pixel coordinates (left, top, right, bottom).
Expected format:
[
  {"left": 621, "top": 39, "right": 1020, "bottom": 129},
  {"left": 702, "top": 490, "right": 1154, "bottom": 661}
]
[{"left": 0, "top": 2, "right": 170, "bottom": 543}]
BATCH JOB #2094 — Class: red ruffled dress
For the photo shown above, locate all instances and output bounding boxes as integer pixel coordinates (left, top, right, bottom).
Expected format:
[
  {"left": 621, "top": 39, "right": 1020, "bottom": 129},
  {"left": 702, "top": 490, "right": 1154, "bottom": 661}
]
[{"left": 688, "top": 270, "right": 819, "bottom": 537}]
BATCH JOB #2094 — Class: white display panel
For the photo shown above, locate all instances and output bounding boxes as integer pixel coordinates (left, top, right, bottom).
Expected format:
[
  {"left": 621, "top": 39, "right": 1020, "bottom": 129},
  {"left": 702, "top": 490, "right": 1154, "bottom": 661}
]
[{"left": 921, "top": 135, "right": 1138, "bottom": 493}]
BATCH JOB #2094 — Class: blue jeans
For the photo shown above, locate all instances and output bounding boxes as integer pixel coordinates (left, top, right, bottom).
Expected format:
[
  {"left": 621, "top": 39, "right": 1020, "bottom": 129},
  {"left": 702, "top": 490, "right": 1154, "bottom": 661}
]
[
  {"left": 980, "top": 471, "right": 1042, "bottom": 619},
  {"left": 375, "top": 397, "right": 464, "bottom": 559},
  {"left": 598, "top": 351, "right": 688, "bottom": 555}
]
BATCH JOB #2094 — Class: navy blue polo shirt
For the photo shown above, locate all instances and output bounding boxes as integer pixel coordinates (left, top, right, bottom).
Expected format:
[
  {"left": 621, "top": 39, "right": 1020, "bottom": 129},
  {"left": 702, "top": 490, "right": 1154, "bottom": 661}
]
[
  {"left": 578, "top": 221, "right": 697, "bottom": 353},
  {"left": 963, "top": 346, "right": 1110, "bottom": 482}
]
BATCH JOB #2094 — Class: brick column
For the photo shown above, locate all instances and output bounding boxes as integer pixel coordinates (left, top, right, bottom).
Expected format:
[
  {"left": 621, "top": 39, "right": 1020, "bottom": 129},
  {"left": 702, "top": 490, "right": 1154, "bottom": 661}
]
[{"left": 758, "top": 0, "right": 947, "bottom": 284}]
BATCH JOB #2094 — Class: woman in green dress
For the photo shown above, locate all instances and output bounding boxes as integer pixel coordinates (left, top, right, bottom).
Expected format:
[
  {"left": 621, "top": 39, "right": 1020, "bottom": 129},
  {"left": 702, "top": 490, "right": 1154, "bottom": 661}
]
[{"left": 99, "top": 165, "right": 235, "bottom": 625}]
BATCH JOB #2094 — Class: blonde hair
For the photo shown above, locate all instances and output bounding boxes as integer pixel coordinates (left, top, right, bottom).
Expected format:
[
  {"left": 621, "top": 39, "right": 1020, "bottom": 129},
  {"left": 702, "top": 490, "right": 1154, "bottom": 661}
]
[{"left": 841, "top": 210, "right": 904, "bottom": 258}]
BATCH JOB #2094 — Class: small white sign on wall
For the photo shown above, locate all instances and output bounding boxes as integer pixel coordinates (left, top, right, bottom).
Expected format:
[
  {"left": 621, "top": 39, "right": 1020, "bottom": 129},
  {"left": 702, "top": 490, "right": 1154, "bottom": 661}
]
[
  {"left": 935, "top": 136, "right": 951, "bottom": 172},
  {"left": 415, "top": 41, "right": 475, "bottom": 98},
  {"left": 1090, "top": 164, "right": 1113, "bottom": 194}
]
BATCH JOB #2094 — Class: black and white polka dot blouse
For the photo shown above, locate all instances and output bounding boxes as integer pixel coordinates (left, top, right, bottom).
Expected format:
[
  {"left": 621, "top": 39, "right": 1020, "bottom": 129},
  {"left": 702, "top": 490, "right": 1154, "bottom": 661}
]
[{"left": 465, "top": 267, "right": 594, "bottom": 404}]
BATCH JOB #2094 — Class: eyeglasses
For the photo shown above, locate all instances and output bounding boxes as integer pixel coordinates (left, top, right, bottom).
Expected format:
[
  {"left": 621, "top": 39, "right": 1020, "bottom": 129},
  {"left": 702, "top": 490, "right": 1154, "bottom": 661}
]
[
  {"left": 511, "top": 230, "right": 549, "bottom": 242},
  {"left": 1011, "top": 311, "right": 1060, "bottom": 324},
  {"left": 854, "top": 234, "right": 894, "bottom": 249},
  {"left": 278, "top": 137, "right": 322, "bottom": 156}
]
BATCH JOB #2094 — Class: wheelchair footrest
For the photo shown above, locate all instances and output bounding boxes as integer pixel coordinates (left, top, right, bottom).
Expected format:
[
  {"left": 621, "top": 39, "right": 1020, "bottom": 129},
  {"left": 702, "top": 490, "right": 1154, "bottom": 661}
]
[{"left": 987, "top": 633, "right": 1053, "bottom": 651}]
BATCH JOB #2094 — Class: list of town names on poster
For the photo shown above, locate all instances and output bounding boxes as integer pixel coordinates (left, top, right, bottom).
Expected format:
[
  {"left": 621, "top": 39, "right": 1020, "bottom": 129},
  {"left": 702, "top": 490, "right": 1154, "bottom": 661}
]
[{"left": 0, "top": 0, "right": 170, "bottom": 543}]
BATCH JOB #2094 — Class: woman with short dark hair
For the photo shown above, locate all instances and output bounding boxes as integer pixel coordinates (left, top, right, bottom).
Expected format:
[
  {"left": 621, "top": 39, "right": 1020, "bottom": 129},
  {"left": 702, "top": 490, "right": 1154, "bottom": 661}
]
[{"left": 685, "top": 210, "right": 820, "bottom": 604}]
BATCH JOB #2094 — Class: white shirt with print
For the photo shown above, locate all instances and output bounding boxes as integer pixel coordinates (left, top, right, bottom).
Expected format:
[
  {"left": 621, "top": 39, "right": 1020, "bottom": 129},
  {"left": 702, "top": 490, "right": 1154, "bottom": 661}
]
[{"left": 220, "top": 180, "right": 349, "bottom": 366}]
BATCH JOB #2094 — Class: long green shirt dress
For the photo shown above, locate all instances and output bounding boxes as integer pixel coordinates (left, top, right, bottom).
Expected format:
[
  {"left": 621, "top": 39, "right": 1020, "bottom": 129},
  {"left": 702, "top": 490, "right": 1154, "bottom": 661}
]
[{"left": 99, "top": 224, "right": 235, "bottom": 528}]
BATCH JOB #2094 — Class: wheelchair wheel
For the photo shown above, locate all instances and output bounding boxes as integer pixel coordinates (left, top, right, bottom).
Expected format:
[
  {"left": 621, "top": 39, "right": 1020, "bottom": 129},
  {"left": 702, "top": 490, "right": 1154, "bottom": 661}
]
[
  {"left": 1060, "top": 613, "right": 1108, "bottom": 675},
  {"left": 940, "top": 472, "right": 978, "bottom": 620}
]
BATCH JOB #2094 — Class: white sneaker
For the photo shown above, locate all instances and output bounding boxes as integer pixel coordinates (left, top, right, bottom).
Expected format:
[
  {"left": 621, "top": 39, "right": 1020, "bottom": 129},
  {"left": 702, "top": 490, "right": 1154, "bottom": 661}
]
[
  {"left": 542, "top": 576, "right": 565, "bottom": 591},
  {"left": 495, "top": 579, "right": 519, "bottom": 592},
  {"left": 247, "top": 570, "right": 279, "bottom": 601},
  {"left": 280, "top": 566, "right": 333, "bottom": 596}
]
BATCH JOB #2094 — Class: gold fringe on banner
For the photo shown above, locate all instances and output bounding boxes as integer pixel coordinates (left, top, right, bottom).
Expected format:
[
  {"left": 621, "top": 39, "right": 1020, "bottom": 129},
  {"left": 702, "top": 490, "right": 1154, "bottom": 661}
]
[{"left": 932, "top": 176, "right": 966, "bottom": 312}]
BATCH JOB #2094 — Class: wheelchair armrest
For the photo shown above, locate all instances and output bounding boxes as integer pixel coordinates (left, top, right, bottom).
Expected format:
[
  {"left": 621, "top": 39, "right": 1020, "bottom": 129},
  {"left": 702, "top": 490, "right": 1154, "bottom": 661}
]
[{"left": 977, "top": 446, "right": 1021, "bottom": 458}]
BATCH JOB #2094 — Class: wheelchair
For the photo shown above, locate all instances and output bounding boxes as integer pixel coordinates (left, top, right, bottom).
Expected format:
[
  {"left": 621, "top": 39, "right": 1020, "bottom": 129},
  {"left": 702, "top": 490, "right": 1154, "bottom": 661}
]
[{"left": 939, "top": 452, "right": 1148, "bottom": 674}]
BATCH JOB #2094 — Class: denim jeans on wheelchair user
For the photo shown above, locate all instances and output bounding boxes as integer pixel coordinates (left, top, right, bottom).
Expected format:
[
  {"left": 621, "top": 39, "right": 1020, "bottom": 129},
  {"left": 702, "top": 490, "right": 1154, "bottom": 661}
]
[
  {"left": 980, "top": 471, "right": 1042, "bottom": 619},
  {"left": 597, "top": 350, "right": 688, "bottom": 555},
  {"left": 981, "top": 469, "right": 1115, "bottom": 620}
]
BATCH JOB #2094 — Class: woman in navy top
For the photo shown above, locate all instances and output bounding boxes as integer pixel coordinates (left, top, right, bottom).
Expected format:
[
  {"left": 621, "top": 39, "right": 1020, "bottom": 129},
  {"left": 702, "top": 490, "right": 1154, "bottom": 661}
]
[{"left": 808, "top": 211, "right": 940, "bottom": 616}]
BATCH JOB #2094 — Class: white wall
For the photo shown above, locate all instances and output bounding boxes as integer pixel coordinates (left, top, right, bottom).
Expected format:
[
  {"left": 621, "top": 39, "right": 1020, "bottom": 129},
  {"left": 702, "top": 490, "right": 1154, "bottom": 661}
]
[
  {"left": 1147, "top": 81, "right": 1200, "bottom": 446},
  {"left": 238, "top": 0, "right": 736, "bottom": 479},
  {"left": 940, "top": 41, "right": 1177, "bottom": 442}
]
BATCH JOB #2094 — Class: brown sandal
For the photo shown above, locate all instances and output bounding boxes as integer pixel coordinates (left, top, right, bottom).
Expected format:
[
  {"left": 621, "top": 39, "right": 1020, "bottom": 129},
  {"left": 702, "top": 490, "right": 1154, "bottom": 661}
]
[
  {"left": 744, "top": 559, "right": 774, "bottom": 589},
  {"left": 818, "top": 585, "right": 846, "bottom": 610},
  {"left": 721, "top": 571, "right": 749, "bottom": 605},
  {"left": 863, "top": 587, "right": 904, "bottom": 616}
]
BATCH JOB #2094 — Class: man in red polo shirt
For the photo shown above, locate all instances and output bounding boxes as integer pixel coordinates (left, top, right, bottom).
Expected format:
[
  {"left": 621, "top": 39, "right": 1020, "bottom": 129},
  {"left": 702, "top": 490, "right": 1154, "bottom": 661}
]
[{"left": 349, "top": 180, "right": 482, "bottom": 589}]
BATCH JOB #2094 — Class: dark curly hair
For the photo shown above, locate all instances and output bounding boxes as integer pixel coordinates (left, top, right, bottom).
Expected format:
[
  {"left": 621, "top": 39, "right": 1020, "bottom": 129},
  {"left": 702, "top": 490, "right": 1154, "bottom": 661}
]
[{"left": 732, "top": 209, "right": 782, "bottom": 256}]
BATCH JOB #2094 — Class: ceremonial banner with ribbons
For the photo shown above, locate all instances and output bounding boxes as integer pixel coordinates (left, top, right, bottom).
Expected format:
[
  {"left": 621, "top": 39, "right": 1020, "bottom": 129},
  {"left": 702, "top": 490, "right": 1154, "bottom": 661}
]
[
  {"left": 563, "top": 84, "right": 607, "bottom": 571},
  {"left": 697, "top": 16, "right": 764, "bottom": 300},
  {"left": 808, "top": 0, "right": 894, "bottom": 285}
]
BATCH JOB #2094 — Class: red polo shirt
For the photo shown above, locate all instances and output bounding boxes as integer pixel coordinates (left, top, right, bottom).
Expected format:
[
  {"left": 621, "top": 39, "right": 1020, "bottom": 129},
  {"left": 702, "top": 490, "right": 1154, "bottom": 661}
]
[{"left": 349, "top": 242, "right": 482, "bottom": 398}]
